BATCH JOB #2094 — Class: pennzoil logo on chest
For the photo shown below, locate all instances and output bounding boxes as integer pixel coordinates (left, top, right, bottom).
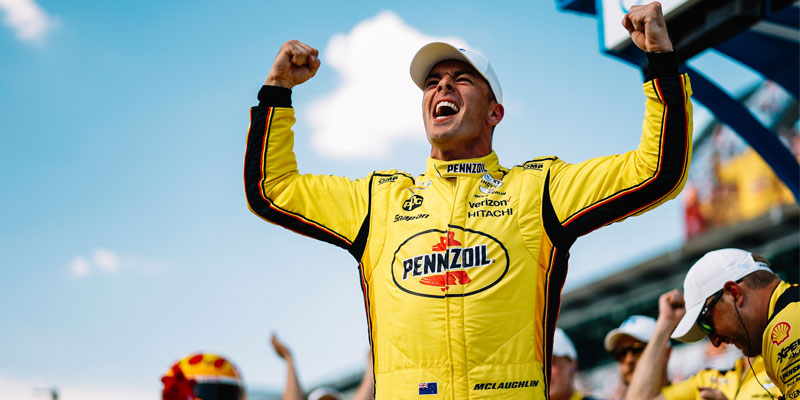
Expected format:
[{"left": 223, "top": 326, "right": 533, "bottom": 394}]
[{"left": 391, "top": 227, "right": 510, "bottom": 298}]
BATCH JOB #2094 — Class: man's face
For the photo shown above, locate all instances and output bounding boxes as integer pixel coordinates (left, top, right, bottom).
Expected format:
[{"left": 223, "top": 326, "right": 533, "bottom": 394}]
[
  {"left": 549, "top": 355, "right": 577, "bottom": 400},
  {"left": 613, "top": 335, "right": 645, "bottom": 385},
  {"left": 703, "top": 292, "right": 762, "bottom": 357},
  {"left": 421, "top": 60, "right": 500, "bottom": 159}
]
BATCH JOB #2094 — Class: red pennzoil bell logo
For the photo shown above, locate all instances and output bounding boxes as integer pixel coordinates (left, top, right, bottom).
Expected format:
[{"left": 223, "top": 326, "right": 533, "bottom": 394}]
[
  {"left": 771, "top": 321, "right": 791, "bottom": 346},
  {"left": 391, "top": 227, "right": 509, "bottom": 298}
]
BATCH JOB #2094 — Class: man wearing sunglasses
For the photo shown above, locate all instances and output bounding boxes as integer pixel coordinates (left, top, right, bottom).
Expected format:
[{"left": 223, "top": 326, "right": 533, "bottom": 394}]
[
  {"left": 626, "top": 289, "right": 783, "bottom": 400},
  {"left": 671, "top": 248, "right": 799, "bottom": 399},
  {"left": 604, "top": 315, "right": 669, "bottom": 400}
]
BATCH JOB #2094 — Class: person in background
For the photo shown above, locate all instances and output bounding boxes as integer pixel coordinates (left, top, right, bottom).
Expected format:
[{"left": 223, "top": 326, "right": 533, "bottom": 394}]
[
  {"left": 626, "top": 289, "right": 782, "bottom": 400},
  {"left": 604, "top": 315, "right": 668, "bottom": 400},
  {"left": 271, "top": 333, "right": 374, "bottom": 400},
  {"left": 550, "top": 327, "right": 599, "bottom": 400},
  {"left": 670, "top": 249, "right": 798, "bottom": 399}
]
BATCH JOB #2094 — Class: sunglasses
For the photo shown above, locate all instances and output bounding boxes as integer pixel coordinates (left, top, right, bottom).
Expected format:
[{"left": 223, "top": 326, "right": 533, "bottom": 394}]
[
  {"left": 612, "top": 341, "right": 646, "bottom": 361},
  {"left": 696, "top": 289, "right": 724, "bottom": 335}
]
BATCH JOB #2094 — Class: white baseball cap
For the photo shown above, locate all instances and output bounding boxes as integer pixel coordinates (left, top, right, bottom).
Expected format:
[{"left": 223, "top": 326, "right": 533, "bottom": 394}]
[
  {"left": 672, "top": 248, "right": 773, "bottom": 342},
  {"left": 604, "top": 315, "right": 657, "bottom": 351},
  {"left": 307, "top": 386, "right": 342, "bottom": 400},
  {"left": 553, "top": 327, "right": 578, "bottom": 361},
  {"left": 410, "top": 42, "right": 503, "bottom": 104}
]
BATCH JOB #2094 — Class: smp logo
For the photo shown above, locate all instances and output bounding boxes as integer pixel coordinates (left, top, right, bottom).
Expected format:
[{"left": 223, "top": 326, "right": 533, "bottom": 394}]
[
  {"left": 378, "top": 176, "right": 398, "bottom": 185},
  {"left": 402, "top": 195, "right": 424, "bottom": 211},
  {"left": 523, "top": 162, "right": 543, "bottom": 171}
]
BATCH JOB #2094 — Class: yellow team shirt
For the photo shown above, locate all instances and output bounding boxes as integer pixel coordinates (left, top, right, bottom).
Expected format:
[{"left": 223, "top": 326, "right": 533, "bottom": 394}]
[
  {"left": 661, "top": 356, "right": 781, "bottom": 400},
  {"left": 762, "top": 281, "right": 800, "bottom": 399}
]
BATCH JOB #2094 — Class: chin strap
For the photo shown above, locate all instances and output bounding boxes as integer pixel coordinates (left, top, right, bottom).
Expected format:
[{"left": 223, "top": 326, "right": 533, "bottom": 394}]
[{"left": 162, "top": 365, "right": 197, "bottom": 400}]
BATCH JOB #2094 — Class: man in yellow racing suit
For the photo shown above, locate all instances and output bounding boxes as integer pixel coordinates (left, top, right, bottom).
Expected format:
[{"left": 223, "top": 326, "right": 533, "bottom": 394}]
[
  {"left": 244, "top": 4, "right": 692, "bottom": 399},
  {"left": 627, "top": 290, "right": 783, "bottom": 400}
]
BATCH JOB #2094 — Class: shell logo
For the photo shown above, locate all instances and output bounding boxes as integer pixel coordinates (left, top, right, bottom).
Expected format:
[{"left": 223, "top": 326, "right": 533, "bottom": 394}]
[{"left": 771, "top": 321, "right": 791, "bottom": 346}]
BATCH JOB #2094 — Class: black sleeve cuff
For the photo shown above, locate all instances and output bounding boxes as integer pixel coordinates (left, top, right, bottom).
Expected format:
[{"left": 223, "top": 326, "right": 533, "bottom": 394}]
[
  {"left": 643, "top": 51, "right": 679, "bottom": 82},
  {"left": 257, "top": 85, "right": 292, "bottom": 107}
]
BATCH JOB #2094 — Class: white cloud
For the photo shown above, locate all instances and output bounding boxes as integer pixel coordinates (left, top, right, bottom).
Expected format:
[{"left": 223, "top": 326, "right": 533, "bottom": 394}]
[
  {"left": 69, "top": 256, "right": 90, "bottom": 277},
  {"left": 0, "top": 0, "right": 56, "bottom": 42},
  {"left": 92, "top": 248, "right": 119, "bottom": 273},
  {"left": 0, "top": 374, "right": 153, "bottom": 400},
  {"left": 69, "top": 248, "right": 166, "bottom": 278},
  {"left": 308, "top": 10, "right": 468, "bottom": 159}
]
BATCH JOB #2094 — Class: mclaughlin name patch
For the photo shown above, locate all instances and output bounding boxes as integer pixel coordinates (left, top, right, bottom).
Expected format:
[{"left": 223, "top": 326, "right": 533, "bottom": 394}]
[{"left": 473, "top": 380, "right": 539, "bottom": 390}]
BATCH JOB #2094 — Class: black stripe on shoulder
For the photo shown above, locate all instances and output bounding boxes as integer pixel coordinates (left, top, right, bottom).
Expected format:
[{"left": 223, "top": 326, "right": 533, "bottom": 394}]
[
  {"left": 244, "top": 106, "right": 352, "bottom": 250},
  {"left": 564, "top": 75, "right": 688, "bottom": 237},
  {"left": 542, "top": 171, "right": 576, "bottom": 250},
  {"left": 769, "top": 284, "right": 799, "bottom": 322},
  {"left": 349, "top": 176, "right": 374, "bottom": 261}
]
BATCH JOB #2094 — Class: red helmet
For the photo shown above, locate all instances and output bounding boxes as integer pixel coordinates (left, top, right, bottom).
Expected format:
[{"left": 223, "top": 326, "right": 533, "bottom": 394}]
[{"left": 162, "top": 353, "right": 245, "bottom": 400}]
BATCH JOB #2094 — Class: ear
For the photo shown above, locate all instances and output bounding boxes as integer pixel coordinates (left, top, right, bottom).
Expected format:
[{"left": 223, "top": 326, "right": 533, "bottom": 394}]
[
  {"left": 723, "top": 281, "right": 744, "bottom": 306},
  {"left": 488, "top": 103, "right": 504, "bottom": 127}
]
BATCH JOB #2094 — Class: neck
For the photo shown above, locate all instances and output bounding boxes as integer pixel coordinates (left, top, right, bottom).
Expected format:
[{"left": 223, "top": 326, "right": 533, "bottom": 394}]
[
  {"left": 754, "top": 280, "right": 782, "bottom": 328},
  {"left": 431, "top": 148, "right": 490, "bottom": 161}
]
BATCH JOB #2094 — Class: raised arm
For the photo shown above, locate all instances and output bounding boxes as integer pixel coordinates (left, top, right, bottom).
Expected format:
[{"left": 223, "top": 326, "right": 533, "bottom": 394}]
[
  {"left": 271, "top": 333, "right": 305, "bottom": 400},
  {"left": 547, "top": 2, "right": 692, "bottom": 238},
  {"left": 626, "top": 290, "right": 684, "bottom": 400},
  {"left": 244, "top": 41, "right": 371, "bottom": 258}
]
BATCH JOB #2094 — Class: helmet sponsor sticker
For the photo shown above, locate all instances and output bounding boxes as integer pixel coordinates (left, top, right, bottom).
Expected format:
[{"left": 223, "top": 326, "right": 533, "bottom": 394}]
[{"left": 391, "top": 227, "right": 509, "bottom": 298}]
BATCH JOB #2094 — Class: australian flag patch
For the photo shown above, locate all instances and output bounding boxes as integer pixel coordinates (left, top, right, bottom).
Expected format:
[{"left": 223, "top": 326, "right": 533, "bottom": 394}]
[{"left": 418, "top": 382, "right": 438, "bottom": 395}]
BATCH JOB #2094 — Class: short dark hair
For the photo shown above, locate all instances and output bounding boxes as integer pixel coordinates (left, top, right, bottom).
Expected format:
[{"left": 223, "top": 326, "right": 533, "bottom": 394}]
[{"left": 741, "top": 254, "right": 778, "bottom": 289}]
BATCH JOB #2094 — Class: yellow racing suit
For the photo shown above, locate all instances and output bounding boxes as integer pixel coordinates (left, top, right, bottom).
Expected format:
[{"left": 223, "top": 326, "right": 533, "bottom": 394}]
[
  {"left": 661, "top": 356, "right": 782, "bottom": 400},
  {"left": 762, "top": 282, "right": 800, "bottom": 399},
  {"left": 244, "top": 54, "right": 693, "bottom": 399}
]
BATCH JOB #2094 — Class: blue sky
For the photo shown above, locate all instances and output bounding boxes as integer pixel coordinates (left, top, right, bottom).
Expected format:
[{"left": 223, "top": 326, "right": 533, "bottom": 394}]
[{"left": 0, "top": 0, "right": 763, "bottom": 398}]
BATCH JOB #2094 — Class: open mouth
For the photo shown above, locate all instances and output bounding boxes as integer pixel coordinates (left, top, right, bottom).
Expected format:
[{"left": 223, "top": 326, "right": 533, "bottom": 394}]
[{"left": 434, "top": 101, "right": 459, "bottom": 119}]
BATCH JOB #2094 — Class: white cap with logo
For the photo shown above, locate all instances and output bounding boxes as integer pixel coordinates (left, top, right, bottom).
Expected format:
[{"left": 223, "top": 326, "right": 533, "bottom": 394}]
[
  {"left": 553, "top": 327, "right": 578, "bottom": 361},
  {"left": 671, "top": 248, "right": 773, "bottom": 342},
  {"left": 604, "top": 315, "right": 657, "bottom": 351},
  {"left": 409, "top": 42, "right": 503, "bottom": 104}
]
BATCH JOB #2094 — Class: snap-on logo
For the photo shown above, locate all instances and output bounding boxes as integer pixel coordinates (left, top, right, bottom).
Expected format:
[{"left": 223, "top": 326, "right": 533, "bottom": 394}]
[
  {"left": 391, "top": 227, "right": 509, "bottom": 298},
  {"left": 402, "top": 195, "right": 424, "bottom": 211}
]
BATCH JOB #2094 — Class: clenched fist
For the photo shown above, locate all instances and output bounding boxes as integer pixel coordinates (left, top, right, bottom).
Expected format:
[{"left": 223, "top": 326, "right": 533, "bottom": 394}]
[
  {"left": 622, "top": 2, "right": 674, "bottom": 53},
  {"left": 265, "top": 40, "right": 321, "bottom": 89}
]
